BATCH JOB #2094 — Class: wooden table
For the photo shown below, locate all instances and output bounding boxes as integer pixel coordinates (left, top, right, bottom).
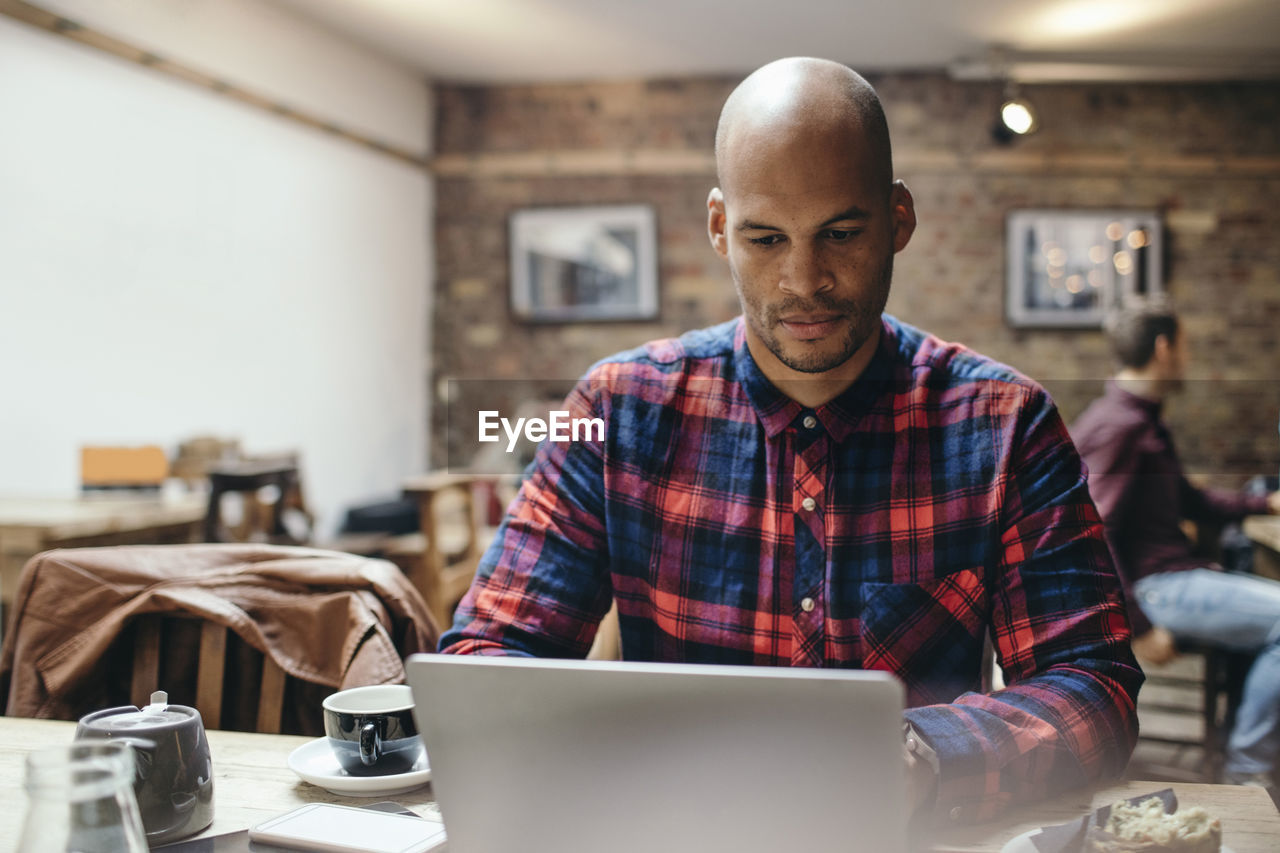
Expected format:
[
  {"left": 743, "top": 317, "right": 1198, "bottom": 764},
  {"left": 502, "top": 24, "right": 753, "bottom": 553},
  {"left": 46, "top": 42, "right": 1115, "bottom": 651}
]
[
  {"left": 1244, "top": 514, "right": 1280, "bottom": 580},
  {"left": 0, "top": 718, "right": 443, "bottom": 847},
  {"left": 2, "top": 718, "right": 1278, "bottom": 851},
  {"left": 0, "top": 494, "right": 206, "bottom": 616}
]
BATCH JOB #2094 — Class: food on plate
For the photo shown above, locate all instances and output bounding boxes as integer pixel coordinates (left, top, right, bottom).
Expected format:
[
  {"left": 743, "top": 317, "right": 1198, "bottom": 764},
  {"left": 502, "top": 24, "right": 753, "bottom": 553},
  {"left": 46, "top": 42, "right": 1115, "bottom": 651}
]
[{"left": 1084, "top": 796, "right": 1221, "bottom": 852}]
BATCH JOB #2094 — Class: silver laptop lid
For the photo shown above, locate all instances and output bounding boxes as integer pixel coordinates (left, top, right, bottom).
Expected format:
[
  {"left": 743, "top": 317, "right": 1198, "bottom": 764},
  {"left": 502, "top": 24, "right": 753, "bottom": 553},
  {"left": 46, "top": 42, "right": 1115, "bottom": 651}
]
[{"left": 407, "top": 654, "right": 907, "bottom": 853}]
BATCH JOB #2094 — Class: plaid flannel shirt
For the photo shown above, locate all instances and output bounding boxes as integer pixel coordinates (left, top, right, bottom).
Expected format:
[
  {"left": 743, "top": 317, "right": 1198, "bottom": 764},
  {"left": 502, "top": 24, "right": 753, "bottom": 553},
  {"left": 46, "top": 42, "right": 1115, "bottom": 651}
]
[{"left": 441, "top": 314, "right": 1142, "bottom": 824}]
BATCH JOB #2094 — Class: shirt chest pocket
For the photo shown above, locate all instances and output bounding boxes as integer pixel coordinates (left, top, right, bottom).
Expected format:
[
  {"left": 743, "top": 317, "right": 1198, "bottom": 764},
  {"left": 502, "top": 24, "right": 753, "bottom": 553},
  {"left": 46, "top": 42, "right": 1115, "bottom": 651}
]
[{"left": 859, "top": 567, "right": 988, "bottom": 706}]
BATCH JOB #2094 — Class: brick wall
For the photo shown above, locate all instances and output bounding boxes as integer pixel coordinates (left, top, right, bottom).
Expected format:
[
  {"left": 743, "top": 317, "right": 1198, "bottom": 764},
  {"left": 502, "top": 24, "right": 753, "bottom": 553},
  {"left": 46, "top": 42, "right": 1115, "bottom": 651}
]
[{"left": 431, "top": 73, "right": 1280, "bottom": 486}]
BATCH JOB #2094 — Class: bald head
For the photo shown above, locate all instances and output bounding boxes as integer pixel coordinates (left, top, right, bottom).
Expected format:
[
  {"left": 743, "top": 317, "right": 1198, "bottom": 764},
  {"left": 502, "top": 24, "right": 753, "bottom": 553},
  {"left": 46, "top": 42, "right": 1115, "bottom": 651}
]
[
  {"left": 706, "top": 58, "right": 915, "bottom": 396},
  {"left": 715, "top": 57, "right": 893, "bottom": 200}
]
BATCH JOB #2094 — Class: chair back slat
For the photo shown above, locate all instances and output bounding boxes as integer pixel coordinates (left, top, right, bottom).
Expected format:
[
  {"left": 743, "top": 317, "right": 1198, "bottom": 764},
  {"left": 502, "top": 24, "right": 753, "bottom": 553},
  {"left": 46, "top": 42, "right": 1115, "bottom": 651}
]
[
  {"left": 256, "top": 656, "right": 287, "bottom": 734},
  {"left": 195, "top": 622, "right": 227, "bottom": 729},
  {"left": 124, "top": 616, "right": 289, "bottom": 733},
  {"left": 131, "top": 619, "right": 162, "bottom": 707}
]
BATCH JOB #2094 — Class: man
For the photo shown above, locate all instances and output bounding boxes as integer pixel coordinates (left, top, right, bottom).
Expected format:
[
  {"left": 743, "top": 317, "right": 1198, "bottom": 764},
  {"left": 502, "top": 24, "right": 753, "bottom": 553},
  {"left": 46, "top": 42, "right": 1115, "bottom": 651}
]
[
  {"left": 442, "top": 57, "right": 1141, "bottom": 824},
  {"left": 1071, "top": 305, "right": 1280, "bottom": 790}
]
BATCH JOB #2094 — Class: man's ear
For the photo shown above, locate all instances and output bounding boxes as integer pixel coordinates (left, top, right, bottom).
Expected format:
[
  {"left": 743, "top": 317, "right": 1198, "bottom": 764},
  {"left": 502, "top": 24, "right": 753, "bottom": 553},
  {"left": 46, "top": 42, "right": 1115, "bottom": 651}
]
[
  {"left": 707, "top": 188, "right": 728, "bottom": 259},
  {"left": 890, "top": 180, "right": 917, "bottom": 254},
  {"left": 1152, "top": 333, "right": 1173, "bottom": 364}
]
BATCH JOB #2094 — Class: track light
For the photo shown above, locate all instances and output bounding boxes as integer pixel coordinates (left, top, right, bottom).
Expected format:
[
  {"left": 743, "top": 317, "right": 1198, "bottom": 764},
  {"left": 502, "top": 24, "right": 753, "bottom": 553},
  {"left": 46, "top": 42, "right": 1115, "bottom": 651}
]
[
  {"left": 992, "top": 89, "right": 1039, "bottom": 144},
  {"left": 1000, "top": 97, "right": 1038, "bottom": 135},
  {"left": 977, "top": 46, "right": 1042, "bottom": 144}
]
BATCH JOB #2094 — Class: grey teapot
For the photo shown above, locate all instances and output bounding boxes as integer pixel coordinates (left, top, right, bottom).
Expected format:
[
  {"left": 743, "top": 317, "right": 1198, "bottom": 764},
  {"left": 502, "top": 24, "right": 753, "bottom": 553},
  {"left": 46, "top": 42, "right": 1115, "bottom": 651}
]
[{"left": 75, "top": 690, "right": 214, "bottom": 845}]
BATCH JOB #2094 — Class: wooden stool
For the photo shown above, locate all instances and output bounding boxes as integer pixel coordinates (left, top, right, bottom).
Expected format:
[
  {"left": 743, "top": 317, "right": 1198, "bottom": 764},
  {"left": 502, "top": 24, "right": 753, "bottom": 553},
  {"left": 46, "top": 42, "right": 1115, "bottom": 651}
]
[
  {"left": 205, "top": 460, "right": 309, "bottom": 544},
  {"left": 1135, "top": 643, "right": 1251, "bottom": 783}
]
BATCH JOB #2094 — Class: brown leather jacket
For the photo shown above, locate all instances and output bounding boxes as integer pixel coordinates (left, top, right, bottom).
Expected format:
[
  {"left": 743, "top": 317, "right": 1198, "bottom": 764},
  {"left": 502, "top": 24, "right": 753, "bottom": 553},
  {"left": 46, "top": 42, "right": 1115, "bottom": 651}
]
[{"left": 0, "top": 544, "right": 439, "bottom": 732}]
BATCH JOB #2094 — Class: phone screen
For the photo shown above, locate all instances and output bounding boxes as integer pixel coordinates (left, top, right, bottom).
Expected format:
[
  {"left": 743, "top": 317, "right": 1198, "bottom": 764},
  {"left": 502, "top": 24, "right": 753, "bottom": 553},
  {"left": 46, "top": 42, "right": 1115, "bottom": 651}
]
[{"left": 249, "top": 803, "right": 447, "bottom": 853}]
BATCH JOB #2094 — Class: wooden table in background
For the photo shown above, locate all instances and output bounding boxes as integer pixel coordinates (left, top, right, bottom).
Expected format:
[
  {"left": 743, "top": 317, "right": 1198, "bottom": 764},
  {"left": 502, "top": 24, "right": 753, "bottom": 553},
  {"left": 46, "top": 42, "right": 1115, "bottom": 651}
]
[
  {"left": 0, "top": 494, "right": 206, "bottom": 618},
  {"left": 2, "top": 718, "right": 1278, "bottom": 851},
  {"left": 1244, "top": 514, "right": 1280, "bottom": 580}
]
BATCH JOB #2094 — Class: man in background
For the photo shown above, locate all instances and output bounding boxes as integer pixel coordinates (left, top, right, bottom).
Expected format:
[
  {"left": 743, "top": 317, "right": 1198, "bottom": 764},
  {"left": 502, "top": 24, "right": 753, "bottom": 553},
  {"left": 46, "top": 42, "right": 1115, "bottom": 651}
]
[
  {"left": 1071, "top": 304, "right": 1280, "bottom": 793},
  {"left": 443, "top": 57, "right": 1142, "bottom": 825}
]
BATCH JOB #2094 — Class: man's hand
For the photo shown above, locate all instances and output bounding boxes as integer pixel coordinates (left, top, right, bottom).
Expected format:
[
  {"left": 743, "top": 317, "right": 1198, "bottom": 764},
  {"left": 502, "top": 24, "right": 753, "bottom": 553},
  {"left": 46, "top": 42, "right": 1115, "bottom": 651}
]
[
  {"left": 1132, "top": 626, "right": 1178, "bottom": 666},
  {"left": 1267, "top": 490, "right": 1280, "bottom": 515}
]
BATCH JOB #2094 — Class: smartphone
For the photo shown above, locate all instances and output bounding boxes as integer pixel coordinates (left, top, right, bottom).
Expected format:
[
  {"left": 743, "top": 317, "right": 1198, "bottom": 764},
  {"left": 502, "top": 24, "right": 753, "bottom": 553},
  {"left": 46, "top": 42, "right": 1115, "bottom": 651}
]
[
  {"left": 153, "top": 802, "right": 419, "bottom": 851},
  {"left": 248, "top": 803, "right": 447, "bottom": 853}
]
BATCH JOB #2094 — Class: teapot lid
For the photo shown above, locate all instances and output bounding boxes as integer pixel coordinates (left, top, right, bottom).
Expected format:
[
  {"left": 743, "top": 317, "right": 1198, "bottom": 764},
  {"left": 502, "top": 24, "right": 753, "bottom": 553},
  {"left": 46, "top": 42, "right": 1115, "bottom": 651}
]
[{"left": 81, "top": 691, "right": 200, "bottom": 732}]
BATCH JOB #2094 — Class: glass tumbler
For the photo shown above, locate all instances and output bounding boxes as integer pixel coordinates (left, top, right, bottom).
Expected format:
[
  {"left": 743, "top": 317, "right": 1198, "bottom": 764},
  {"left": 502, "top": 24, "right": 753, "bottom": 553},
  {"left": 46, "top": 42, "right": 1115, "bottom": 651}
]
[{"left": 18, "top": 740, "right": 149, "bottom": 853}]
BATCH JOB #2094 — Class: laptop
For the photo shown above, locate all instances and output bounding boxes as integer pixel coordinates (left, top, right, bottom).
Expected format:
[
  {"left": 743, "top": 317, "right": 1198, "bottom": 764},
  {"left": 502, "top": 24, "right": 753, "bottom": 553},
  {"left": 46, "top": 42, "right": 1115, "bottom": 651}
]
[{"left": 405, "top": 654, "right": 907, "bottom": 853}]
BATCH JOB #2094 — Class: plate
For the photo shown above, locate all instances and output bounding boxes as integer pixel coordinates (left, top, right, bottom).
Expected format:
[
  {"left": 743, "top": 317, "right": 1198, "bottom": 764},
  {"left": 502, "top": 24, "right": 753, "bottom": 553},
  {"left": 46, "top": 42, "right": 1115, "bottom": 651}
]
[
  {"left": 1000, "top": 828, "right": 1235, "bottom": 853},
  {"left": 287, "top": 737, "right": 432, "bottom": 797}
]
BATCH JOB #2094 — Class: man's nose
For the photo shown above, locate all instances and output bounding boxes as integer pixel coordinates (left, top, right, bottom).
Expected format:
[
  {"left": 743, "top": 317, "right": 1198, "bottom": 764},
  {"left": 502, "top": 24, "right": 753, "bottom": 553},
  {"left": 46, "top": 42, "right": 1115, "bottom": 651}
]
[{"left": 778, "top": 243, "right": 833, "bottom": 296}]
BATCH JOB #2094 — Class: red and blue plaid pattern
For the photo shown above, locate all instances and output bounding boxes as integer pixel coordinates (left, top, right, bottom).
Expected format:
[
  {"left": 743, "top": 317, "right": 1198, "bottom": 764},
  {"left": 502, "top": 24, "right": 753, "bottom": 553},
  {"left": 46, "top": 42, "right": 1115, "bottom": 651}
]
[{"left": 441, "top": 315, "right": 1141, "bottom": 822}]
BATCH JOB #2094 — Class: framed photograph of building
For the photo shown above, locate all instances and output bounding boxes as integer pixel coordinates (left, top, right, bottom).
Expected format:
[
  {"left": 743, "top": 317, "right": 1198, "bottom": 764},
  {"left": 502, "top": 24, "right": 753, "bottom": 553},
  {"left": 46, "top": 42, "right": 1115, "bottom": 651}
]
[
  {"left": 509, "top": 204, "right": 658, "bottom": 323},
  {"left": 1005, "top": 209, "right": 1163, "bottom": 328}
]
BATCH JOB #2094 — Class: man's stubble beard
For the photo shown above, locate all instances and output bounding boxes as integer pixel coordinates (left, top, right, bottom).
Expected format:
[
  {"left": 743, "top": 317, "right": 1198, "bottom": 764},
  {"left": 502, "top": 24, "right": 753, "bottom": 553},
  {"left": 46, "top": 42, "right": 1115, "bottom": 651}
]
[{"left": 735, "top": 253, "right": 894, "bottom": 375}]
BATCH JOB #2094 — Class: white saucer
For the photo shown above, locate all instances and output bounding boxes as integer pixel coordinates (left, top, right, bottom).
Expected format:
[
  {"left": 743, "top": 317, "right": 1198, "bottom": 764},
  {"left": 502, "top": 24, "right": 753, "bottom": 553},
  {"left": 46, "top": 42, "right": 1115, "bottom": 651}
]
[
  {"left": 1000, "top": 828, "right": 1235, "bottom": 853},
  {"left": 287, "top": 737, "right": 432, "bottom": 797}
]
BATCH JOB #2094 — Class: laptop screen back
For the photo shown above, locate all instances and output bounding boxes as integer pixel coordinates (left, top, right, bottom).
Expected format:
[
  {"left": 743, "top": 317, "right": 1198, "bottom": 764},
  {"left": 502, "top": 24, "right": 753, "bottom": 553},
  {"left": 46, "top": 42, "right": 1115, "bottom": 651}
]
[{"left": 406, "top": 655, "right": 907, "bottom": 853}]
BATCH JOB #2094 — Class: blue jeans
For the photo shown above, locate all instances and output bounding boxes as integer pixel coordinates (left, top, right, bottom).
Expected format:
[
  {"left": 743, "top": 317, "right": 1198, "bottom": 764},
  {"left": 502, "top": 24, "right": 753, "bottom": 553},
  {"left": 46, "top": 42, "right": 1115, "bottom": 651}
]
[{"left": 1134, "top": 568, "right": 1280, "bottom": 777}]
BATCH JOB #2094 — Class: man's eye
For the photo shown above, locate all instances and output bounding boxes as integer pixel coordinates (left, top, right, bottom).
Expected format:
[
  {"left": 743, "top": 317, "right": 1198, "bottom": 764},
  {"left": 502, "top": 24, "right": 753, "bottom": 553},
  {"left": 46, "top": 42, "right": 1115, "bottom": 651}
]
[
  {"left": 748, "top": 234, "right": 784, "bottom": 247},
  {"left": 825, "top": 229, "right": 859, "bottom": 242}
]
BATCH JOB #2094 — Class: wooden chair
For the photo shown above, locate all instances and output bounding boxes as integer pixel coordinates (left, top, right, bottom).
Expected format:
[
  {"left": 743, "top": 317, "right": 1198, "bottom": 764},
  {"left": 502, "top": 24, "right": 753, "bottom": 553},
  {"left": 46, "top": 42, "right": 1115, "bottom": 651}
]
[
  {"left": 170, "top": 435, "right": 241, "bottom": 487},
  {"left": 1, "top": 544, "right": 439, "bottom": 736},
  {"left": 399, "top": 473, "right": 516, "bottom": 627}
]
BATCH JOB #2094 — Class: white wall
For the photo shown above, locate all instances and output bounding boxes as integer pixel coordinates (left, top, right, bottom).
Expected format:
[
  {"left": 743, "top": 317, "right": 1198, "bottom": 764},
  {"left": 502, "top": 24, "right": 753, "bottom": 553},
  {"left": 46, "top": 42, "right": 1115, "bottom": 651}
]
[{"left": 0, "top": 11, "right": 433, "bottom": 537}]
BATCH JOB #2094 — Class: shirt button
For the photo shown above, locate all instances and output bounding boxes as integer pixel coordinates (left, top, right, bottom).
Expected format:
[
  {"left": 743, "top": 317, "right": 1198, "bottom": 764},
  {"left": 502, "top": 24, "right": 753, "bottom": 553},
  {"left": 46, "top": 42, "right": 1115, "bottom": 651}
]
[
  {"left": 950, "top": 806, "right": 963, "bottom": 822},
  {"left": 800, "top": 597, "right": 815, "bottom": 612},
  {"left": 802, "top": 415, "right": 817, "bottom": 429},
  {"left": 801, "top": 496, "right": 816, "bottom": 512}
]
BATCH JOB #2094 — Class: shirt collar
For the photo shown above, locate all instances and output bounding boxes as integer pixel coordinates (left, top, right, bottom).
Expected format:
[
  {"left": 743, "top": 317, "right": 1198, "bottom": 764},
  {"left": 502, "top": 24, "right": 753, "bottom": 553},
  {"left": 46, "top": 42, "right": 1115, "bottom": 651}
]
[
  {"left": 820, "top": 321, "right": 896, "bottom": 442},
  {"left": 733, "top": 319, "right": 801, "bottom": 439},
  {"left": 1105, "top": 378, "right": 1163, "bottom": 418},
  {"left": 733, "top": 316, "right": 898, "bottom": 442}
]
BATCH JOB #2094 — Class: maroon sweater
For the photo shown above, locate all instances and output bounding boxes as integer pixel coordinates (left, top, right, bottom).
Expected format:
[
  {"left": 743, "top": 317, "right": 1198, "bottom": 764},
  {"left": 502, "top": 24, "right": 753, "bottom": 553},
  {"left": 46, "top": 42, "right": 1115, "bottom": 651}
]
[{"left": 1070, "top": 382, "right": 1269, "bottom": 635}]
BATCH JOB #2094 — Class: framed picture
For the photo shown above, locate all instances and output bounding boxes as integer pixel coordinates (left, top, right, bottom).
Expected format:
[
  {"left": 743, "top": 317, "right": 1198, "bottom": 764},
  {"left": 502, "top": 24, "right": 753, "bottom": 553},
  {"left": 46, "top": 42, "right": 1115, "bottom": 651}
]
[
  {"left": 509, "top": 204, "right": 658, "bottom": 323},
  {"left": 1005, "top": 209, "right": 1163, "bottom": 328}
]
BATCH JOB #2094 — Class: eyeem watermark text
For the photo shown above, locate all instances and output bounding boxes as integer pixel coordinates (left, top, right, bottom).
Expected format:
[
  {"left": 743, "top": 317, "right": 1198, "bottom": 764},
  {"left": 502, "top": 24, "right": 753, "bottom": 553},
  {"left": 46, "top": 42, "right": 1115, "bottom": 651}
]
[{"left": 478, "top": 410, "right": 605, "bottom": 452}]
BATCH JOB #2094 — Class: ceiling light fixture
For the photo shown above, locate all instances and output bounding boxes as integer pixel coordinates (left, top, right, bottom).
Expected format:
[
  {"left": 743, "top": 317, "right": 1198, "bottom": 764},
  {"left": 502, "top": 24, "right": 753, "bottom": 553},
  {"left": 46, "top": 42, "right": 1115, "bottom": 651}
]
[
  {"left": 998, "top": 93, "right": 1039, "bottom": 137},
  {"left": 991, "top": 85, "right": 1040, "bottom": 144},
  {"left": 981, "top": 46, "right": 1041, "bottom": 145}
]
